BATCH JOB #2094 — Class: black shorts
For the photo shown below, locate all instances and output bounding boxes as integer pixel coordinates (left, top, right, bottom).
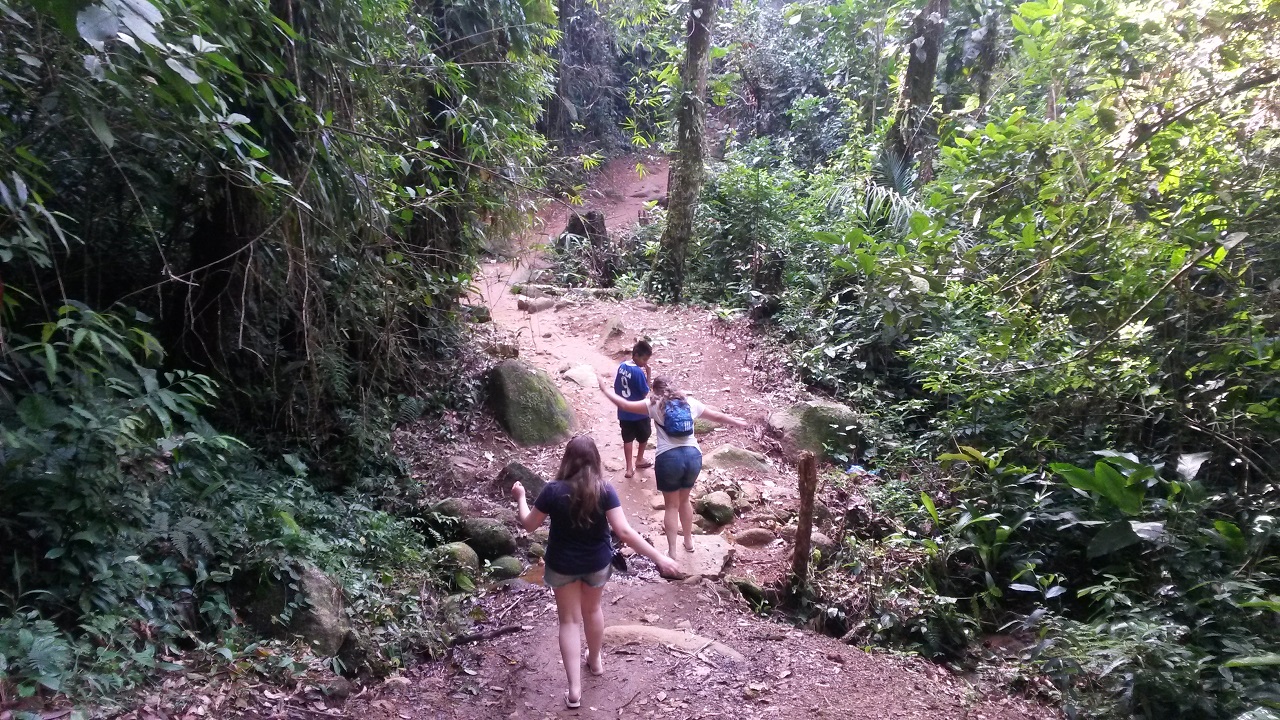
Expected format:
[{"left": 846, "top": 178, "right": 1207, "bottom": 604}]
[{"left": 619, "top": 418, "right": 652, "bottom": 444}]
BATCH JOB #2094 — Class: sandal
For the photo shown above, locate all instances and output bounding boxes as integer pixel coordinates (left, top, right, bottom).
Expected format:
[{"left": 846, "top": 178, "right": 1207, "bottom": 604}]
[
  {"left": 636, "top": 460, "right": 653, "bottom": 469},
  {"left": 565, "top": 691, "right": 581, "bottom": 709},
  {"left": 587, "top": 656, "right": 604, "bottom": 676}
]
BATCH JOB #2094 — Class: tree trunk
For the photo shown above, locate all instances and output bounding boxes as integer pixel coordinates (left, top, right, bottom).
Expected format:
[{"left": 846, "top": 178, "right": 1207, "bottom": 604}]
[
  {"left": 885, "top": 0, "right": 950, "bottom": 167},
  {"left": 545, "top": 0, "right": 575, "bottom": 146},
  {"left": 790, "top": 452, "right": 818, "bottom": 595},
  {"left": 651, "top": 0, "right": 716, "bottom": 302}
]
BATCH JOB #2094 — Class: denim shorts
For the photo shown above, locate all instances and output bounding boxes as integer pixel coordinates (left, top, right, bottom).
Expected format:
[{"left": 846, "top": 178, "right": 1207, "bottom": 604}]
[
  {"left": 654, "top": 446, "right": 703, "bottom": 493},
  {"left": 543, "top": 563, "right": 612, "bottom": 588}
]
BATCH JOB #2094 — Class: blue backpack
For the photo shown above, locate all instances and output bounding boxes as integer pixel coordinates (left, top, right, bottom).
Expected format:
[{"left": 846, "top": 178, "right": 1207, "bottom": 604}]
[{"left": 661, "top": 399, "right": 694, "bottom": 437}]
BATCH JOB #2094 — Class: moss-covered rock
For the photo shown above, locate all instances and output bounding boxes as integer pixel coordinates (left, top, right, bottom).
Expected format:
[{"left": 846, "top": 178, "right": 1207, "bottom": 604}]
[
  {"left": 462, "top": 517, "right": 517, "bottom": 559},
  {"left": 488, "top": 360, "right": 574, "bottom": 446},
  {"left": 528, "top": 542, "right": 546, "bottom": 559},
  {"left": 431, "top": 497, "right": 469, "bottom": 519},
  {"left": 767, "top": 400, "right": 863, "bottom": 461},
  {"left": 696, "top": 491, "right": 736, "bottom": 526},
  {"left": 488, "top": 556, "right": 524, "bottom": 580},
  {"left": 436, "top": 541, "right": 480, "bottom": 573},
  {"left": 694, "top": 418, "right": 717, "bottom": 436}
]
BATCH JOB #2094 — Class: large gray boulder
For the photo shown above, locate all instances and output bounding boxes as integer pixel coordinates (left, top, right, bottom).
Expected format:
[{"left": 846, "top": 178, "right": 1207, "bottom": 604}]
[
  {"left": 767, "top": 400, "right": 862, "bottom": 461},
  {"left": 488, "top": 360, "right": 574, "bottom": 446},
  {"left": 462, "top": 517, "right": 518, "bottom": 559},
  {"left": 239, "top": 564, "right": 352, "bottom": 657},
  {"left": 702, "top": 444, "right": 770, "bottom": 473}
]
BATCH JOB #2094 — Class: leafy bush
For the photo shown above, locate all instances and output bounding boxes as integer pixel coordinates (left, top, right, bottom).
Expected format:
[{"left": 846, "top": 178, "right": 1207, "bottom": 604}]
[{"left": 0, "top": 306, "right": 457, "bottom": 699}]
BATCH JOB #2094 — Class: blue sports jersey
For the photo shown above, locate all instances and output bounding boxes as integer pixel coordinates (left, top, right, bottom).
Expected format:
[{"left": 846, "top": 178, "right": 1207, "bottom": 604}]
[{"left": 614, "top": 360, "right": 650, "bottom": 421}]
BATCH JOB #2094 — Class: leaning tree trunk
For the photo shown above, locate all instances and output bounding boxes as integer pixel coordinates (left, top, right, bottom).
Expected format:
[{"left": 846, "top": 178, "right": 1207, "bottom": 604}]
[
  {"left": 885, "top": 0, "right": 950, "bottom": 169},
  {"left": 651, "top": 0, "right": 716, "bottom": 302}
]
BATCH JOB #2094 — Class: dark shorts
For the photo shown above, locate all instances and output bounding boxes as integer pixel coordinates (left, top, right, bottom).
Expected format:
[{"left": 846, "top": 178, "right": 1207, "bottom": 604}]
[
  {"left": 654, "top": 446, "right": 703, "bottom": 493},
  {"left": 543, "top": 563, "right": 612, "bottom": 588},
  {"left": 619, "top": 418, "right": 652, "bottom": 444}
]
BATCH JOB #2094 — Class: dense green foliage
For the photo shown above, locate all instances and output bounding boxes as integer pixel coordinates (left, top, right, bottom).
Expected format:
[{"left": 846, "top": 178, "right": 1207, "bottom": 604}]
[
  {"left": 563, "top": 0, "right": 1280, "bottom": 715},
  {"left": 1, "top": 0, "right": 553, "bottom": 705}
]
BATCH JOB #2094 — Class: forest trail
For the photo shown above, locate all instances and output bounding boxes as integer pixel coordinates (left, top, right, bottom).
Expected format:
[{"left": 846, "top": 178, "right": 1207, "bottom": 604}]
[{"left": 347, "top": 157, "right": 1049, "bottom": 720}]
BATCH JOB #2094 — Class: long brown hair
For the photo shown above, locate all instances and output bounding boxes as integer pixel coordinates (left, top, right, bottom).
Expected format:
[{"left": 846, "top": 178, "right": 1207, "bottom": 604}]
[{"left": 555, "top": 435, "right": 607, "bottom": 526}]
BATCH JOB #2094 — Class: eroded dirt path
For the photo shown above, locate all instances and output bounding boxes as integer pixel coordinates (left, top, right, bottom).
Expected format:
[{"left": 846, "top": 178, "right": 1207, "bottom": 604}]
[{"left": 348, "top": 157, "right": 1050, "bottom": 719}]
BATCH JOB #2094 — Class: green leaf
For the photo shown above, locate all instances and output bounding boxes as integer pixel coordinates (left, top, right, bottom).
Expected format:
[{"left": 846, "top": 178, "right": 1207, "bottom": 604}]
[
  {"left": 1224, "top": 654, "right": 1280, "bottom": 668},
  {"left": 920, "top": 492, "right": 939, "bottom": 526},
  {"left": 1088, "top": 521, "right": 1141, "bottom": 559},
  {"left": 1010, "top": 14, "right": 1029, "bottom": 33},
  {"left": 86, "top": 110, "right": 114, "bottom": 149},
  {"left": 1213, "top": 520, "right": 1246, "bottom": 552}
]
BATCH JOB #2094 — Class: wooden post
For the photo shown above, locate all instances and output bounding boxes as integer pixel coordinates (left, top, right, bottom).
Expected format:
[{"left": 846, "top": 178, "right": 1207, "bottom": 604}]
[{"left": 791, "top": 451, "right": 818, "bottom": 593}]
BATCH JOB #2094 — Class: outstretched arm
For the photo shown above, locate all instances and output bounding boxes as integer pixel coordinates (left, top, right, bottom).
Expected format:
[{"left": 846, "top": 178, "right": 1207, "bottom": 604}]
[
  {"left": 700, "top": 406, "right": 750, "bottom": 428},
  {"left": 606, "top": 507, "right": 684, "bottom": 578},
  {"left": 511, "top": 482, "right": 547, "bottom": 533},
  {"left": 597, "top": 375, "right": 650, "bottom": 415}
]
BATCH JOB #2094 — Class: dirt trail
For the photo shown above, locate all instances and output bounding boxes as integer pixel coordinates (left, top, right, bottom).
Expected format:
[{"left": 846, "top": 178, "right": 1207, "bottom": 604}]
[{"left": 347, "top": 157, "right": 1049, "bottom": 719}]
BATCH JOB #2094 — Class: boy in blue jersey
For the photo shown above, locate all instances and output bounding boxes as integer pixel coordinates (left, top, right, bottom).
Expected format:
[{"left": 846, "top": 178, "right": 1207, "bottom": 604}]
[{"left": 614, "top": 340, "right": 653, "bottom": 479}]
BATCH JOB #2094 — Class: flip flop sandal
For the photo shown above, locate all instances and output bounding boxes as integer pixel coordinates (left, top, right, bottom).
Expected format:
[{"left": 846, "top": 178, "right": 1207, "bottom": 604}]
[
  {"left": 624, "top": 470, "right": 634, "bottom": 478},
  {"left": 636, "top": 460, "right": 653, "bottom": 469},
  {"left": 565, "top": 692, "right": 582, "bottom": 709}
]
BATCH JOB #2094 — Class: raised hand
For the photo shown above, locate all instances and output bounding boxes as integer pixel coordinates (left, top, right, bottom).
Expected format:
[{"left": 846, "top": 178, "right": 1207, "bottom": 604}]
[{"left": 511, "top": 481, "right": 526, "bottom": 501}]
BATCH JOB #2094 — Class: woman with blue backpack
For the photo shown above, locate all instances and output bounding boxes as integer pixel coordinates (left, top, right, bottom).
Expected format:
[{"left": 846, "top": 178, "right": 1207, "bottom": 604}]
[{"left": 597, "top": 375, "right": 749, "bottom": 558}]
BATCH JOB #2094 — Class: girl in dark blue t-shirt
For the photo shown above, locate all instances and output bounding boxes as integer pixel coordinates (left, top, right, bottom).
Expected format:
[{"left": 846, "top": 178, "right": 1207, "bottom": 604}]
[{"left": 512, "top": 435, "right": 681, "bottom": 709}]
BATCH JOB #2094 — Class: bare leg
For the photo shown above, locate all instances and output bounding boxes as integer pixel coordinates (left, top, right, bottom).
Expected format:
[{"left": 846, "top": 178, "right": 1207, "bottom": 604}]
[
  {"left": 678, "top": 488, "right": 695, "bottom": 552},
  {"left": 635, "top": 440, "right": 650, "bottom": 469},
  {"left": 623, "top": 441, "right": 635, "bottom": 477},
  {"left": 552, "top": 582, "right": 584, "bottom": 704},
  {"left": 581, "top": 583, "right": 606, "bottom": 675},
  {"left": 662, "top": 491, "right": 681, "bottom": 557}
]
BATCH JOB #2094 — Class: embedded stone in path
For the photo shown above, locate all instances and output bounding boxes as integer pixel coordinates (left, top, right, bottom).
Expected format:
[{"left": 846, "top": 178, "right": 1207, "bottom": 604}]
[
  {"left": 562, "top": 364, "right": 598, "bottom": 388},
  {"left": 603, "top": 625, "right": 744, "bottom": 662},
  {"left": 644, "top": 533, "right": 734, "bottom": 578},
  {"left": 733, "top": 527, "right": 776, "bottom": 547}
]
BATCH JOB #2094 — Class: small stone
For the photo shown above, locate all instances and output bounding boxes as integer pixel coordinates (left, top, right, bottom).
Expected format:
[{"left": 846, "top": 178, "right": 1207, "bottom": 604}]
[
  {"left": 826, "top": 651, "right": 845, "bottom": 664},
  {"left": 462, "top": 518, "right": 517, "bottom": 559},
  {"left": 812, "top": 531, "right": 836, "bottom": 555},
  {"left": 676, "top": 619, "right": 692, "bottom": 631},
  {"left": 321, "top": 677, "right": 354, "bottom": 699},
  {"left": 485, "top": 342, "right": 519, "bottom": 358},
  {"left": 649, "top": 494, "right": 666, "bottom": 510},
  {"left": 562, "top": 364, "right": 598, "bottom": 388},
  {"left": 695, "top": 491, "right": 735, "bottom": 526},
  {"left": 496, "top": 461, "right": 548, "bottom": 500},
  {"left": 436, "top": 542, "right": 480, "bottom": 573},
  {"left": 431, "top": 497, "right": 469, "bottom": 519},
  {"left": 488, "top": 556, "right": 523, "bottom": 580},
  {"left": 528, "top": 543, "right": 546, "bottom": 558},
  {"left": 642, "top": 614, "right": 660, "bottom": 624},
  {"left": 517, "top": 296, "right": 555, "bottom": 313},
  {"left": 734, "top": 528, "right": 776, "bottom": 547}
]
